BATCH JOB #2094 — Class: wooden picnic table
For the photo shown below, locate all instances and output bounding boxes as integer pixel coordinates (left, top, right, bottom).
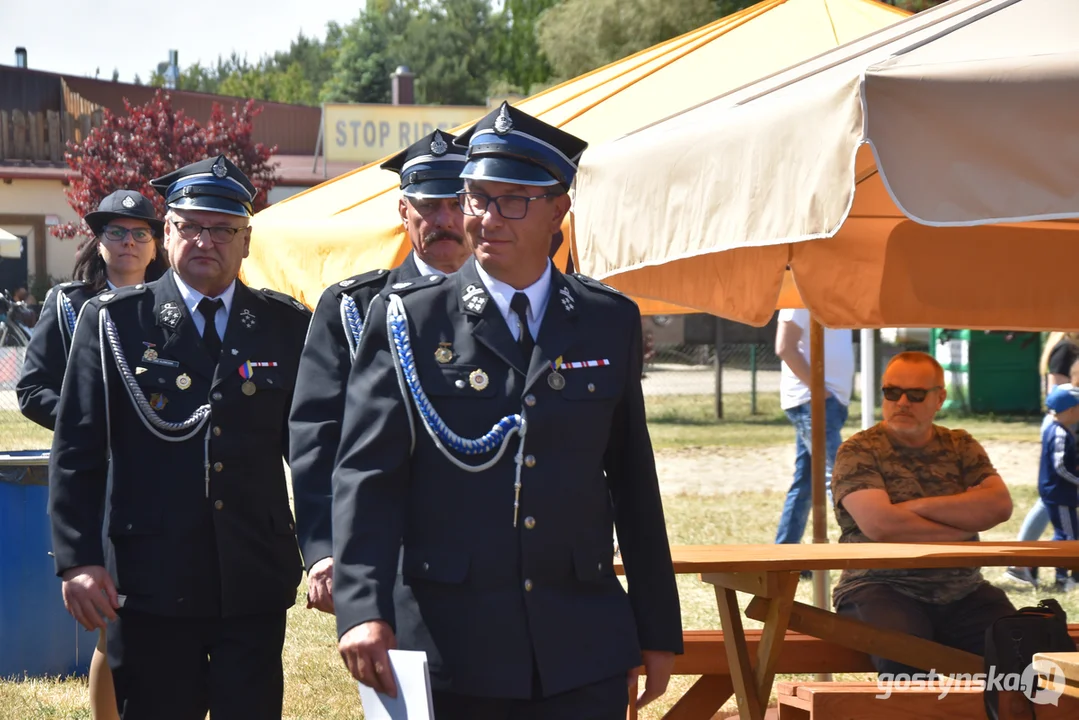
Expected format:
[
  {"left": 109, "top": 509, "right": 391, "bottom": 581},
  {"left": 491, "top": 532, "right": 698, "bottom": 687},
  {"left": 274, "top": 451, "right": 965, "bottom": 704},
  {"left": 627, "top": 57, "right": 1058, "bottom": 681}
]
[{"left": 619, "top": 541, "right": 1079, "bottom": 720}]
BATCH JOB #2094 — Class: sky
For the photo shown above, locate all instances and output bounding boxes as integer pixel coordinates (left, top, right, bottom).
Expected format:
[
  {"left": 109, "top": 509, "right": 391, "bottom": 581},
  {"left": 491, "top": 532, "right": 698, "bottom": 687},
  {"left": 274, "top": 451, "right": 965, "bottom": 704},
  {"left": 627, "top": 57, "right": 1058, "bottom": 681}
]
[{"left": 0, "top": 1, "right": 361, "bottom": 83}]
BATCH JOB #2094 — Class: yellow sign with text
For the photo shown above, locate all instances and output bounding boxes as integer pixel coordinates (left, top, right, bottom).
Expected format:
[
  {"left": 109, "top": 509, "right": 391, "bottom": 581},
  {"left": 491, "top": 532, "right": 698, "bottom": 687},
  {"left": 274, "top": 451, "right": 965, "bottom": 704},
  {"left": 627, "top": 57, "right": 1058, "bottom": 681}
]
[{"left": 323, "top": 104, "right": 486, "bottom": 164}]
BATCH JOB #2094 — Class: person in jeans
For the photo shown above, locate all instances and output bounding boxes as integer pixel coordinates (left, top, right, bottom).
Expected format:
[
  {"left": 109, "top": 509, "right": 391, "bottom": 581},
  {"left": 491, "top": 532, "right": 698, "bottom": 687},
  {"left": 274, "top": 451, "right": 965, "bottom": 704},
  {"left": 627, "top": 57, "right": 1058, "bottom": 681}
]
[
  {"left": 774, "top": 309, "right": 853, "bottom": 554},
  {"left": 832, "top": 351, "right": 1015, "bottom": 676}
]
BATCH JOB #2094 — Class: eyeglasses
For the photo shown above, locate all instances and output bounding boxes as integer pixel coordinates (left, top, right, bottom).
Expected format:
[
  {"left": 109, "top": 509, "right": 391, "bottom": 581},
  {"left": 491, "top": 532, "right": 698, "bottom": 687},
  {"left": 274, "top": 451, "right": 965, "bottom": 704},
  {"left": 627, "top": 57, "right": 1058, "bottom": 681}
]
[
  {"left": 102, "top": 225, "right": 154, "bottom": 244},
  {"left": 457, "top": 191, "right": 561, "bottom": 220},
  {"left": 168, "top": 218, "right": 246, "bottom": 244},
  {"left": 882, "top": 386, "right": 942, "bottom": 403}
]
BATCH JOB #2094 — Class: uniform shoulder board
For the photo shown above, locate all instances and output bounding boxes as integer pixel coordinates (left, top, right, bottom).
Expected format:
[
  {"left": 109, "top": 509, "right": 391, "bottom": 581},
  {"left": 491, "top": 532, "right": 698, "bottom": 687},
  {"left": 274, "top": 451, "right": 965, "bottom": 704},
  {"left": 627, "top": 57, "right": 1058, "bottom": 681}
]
[
  {"left": 384, "top": 274, "right": 445, "bottom": 296},
  {"left": 94, "top": 282, "right": 149, "bottom": 305},
  {"left": 260, "top": 288, "right": 312, "bottom": 315},
  {"left": 58, "top": 280, "right": 88, "bottom": 290},
  {"left": 330, "top": 269, "right": 390, "bottom": 297},
  {"left": 572, "top": 273, "right": 630, "bottom": 300}
]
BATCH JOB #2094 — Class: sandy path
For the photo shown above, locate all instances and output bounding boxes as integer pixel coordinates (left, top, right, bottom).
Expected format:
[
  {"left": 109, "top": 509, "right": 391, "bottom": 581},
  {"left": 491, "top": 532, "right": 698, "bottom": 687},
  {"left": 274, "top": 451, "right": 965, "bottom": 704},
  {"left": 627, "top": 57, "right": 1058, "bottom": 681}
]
[{"left": 655, "top": 440, "right": 1041, "bottom": 496}]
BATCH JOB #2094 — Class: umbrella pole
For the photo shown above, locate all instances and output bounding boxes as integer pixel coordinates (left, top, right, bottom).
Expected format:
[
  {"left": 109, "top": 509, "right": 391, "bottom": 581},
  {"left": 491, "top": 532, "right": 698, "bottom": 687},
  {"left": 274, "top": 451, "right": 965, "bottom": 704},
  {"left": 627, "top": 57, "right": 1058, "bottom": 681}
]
[{"left": 809, "top": 317, "right": 831, "bottom": 682}]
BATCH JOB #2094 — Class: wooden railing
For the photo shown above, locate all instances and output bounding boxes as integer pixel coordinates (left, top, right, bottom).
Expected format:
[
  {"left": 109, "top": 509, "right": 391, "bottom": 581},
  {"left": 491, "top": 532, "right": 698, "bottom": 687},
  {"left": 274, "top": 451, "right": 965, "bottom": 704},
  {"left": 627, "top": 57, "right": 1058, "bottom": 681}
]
[{"left": 0, "top": 108, "right": 104, "bottom": 163}]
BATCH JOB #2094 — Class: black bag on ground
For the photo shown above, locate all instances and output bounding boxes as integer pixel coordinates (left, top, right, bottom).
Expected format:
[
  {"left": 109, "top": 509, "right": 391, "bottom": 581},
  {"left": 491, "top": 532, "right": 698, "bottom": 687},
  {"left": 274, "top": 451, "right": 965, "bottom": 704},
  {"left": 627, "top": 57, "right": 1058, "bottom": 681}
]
[{"left": 983, "top": 598, "right": 1075, "bottom": 720}]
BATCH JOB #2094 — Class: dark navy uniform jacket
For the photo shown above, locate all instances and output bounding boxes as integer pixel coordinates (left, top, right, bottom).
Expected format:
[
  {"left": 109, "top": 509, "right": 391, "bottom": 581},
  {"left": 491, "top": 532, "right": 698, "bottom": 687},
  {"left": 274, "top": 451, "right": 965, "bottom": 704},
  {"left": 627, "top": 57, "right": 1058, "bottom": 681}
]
[
  {"left": 17, "top": 281, "right": 98, "bottom": 429},
  {"left": 332, "top": 258, "right": 683, "bottom": 699},
  {"left": 289, "top": 252, "right": 423, "bottom": 570},
  {"left": 48, "top": 269, "right": 310, "bottom": 618}
]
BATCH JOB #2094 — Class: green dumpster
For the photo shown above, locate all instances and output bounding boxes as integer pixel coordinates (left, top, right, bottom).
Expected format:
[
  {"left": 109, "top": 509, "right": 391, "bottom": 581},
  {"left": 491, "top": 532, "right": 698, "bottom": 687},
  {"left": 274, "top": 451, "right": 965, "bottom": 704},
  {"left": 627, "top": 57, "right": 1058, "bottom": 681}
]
[{"left": 930, "top": 330, "right": 1041, "bottom": 414}]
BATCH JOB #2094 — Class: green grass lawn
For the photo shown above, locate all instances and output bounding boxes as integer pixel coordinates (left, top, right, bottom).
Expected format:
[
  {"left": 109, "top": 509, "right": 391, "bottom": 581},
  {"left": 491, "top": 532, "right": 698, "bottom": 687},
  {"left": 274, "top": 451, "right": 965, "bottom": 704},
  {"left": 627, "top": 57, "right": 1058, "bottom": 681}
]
[
  {"left": 0, "top": 411, "right": 52, "bottom": 452},
  {"left": 0, "top": 399, "right": 1051, "bottom": 718},
  {"left": 646, "top": 393, "right": 1042, "bottom": 449},
  {"left": 0, "top": 483, "right": 1060, "bottom": 720}
]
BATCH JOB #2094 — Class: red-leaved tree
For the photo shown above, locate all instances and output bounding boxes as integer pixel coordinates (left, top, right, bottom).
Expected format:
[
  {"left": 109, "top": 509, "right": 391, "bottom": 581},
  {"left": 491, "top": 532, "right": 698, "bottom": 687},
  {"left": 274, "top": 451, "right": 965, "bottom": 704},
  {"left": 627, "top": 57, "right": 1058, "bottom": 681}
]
[{"left": 55, "top": 90, "right": 278, "bottom": 239}]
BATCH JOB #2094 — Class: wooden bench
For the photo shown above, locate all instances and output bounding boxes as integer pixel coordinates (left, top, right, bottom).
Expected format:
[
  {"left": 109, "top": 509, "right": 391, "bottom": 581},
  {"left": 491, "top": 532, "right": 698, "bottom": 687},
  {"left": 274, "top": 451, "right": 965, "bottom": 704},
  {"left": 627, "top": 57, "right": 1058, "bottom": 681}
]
[
  {"left": 630, "top": 625, "right": 1079, "bottom": 719},
  {"left": 776, "top": 680, "right": 984, "bottom": 719},
  {"left": 776, "top": 680, "right": 1079, "bottom": 720}
]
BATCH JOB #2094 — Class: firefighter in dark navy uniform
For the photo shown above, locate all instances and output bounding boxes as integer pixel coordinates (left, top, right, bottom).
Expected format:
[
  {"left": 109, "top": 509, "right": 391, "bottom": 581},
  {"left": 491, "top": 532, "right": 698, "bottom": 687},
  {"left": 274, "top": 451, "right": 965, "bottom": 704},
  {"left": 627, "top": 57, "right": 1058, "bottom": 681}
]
[
  {"left": 332, "top": 103, "right": 683, "bottom": 720},
  {"left": 48, "top": 155, "right": 310, "bottom": 720},
  {"left": 289, "top": 130, "right": 471, "bottom": 614},
  {"left": 18, "top": 189, "right": 168, "bottom": 720}
]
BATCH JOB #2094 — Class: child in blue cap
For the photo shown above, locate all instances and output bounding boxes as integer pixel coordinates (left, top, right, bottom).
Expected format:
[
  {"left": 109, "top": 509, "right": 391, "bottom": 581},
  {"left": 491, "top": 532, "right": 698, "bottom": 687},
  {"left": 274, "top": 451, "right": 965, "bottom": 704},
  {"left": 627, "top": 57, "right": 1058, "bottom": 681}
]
[{"left": 1040, "top": 384, "right": 1079, "bottom": 591}]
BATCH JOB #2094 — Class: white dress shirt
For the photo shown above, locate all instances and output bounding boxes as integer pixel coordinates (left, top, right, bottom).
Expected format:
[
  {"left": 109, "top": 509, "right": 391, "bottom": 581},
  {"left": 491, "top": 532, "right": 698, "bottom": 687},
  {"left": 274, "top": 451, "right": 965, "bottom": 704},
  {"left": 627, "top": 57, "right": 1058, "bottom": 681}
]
[
  {"left": 173, "top": 273, "right": 235, "bottom": 340},
  {"left": 474, "top": 260, "right": 552, "bottom": 341},
  {"left": 411, "top": 253, "right": 445, "bottom": 277}
]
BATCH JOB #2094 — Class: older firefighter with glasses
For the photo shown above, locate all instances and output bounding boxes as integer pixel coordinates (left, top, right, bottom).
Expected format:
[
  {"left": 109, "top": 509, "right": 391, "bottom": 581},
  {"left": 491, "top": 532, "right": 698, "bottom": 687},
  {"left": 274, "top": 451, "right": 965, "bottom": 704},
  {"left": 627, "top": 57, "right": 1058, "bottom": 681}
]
[
  {"left": 289, "top": 129, "right": 471, "bottom": 616},
  {"left": 830, "top": 350, "right": 1015, "bottom": 676},
  {"left": 48, "top": 155, "right": 310, "bottom": 720}
]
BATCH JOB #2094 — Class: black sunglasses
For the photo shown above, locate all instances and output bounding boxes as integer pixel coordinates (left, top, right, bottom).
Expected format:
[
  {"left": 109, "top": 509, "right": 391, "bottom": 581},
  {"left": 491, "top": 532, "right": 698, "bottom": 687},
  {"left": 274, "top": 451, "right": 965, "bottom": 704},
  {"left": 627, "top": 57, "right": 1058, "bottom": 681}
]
[{"left": 882, "top": 386, "right": 942, "bottom": 403}]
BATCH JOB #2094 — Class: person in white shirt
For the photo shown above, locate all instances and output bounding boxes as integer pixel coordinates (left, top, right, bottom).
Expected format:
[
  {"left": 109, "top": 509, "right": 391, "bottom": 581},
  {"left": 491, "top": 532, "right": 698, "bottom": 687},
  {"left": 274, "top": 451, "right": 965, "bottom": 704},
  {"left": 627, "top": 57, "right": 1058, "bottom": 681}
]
[{"left": 774, "top": 309, "right": 854, "bottom": 549}]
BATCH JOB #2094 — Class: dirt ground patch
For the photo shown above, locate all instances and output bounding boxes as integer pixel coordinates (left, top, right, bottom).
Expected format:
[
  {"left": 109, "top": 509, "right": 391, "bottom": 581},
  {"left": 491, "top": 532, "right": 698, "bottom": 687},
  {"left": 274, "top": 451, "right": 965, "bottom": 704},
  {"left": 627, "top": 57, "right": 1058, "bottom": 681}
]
[{"left": 655, "top": 439, "right": 1041, "bottom": 496}]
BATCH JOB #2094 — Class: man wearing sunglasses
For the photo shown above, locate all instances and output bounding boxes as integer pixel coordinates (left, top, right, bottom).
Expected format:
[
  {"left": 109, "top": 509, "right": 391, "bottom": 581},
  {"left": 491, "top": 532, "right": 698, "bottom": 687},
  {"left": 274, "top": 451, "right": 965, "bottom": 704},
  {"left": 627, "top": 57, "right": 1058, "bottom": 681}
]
[
  {"left": 830, "top": 351, "right": 1015, "bottom": 676},
  {"left": 332, "top": 103, "right": 682, "bottom": 719},
  {"left": 289, "top": 129, "right": 470, "bottom": 615},
  {"left": 49, "top": 155, "right": 311, "bottom": 719}
]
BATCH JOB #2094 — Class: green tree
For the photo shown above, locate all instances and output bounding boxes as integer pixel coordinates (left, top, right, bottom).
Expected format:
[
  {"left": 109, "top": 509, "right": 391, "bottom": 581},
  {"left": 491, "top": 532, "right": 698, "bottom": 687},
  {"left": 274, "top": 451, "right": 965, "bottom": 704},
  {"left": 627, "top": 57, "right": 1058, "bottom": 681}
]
[
  {"left": 537, "top": 0, "right": 716, "bottom": 80},
  {"left": 491, "top": 0, "right": 559, "bottom": 94},
  {"left": 404, "top": 0, "right": 496, "bottom": 105},
  {"left": 321, "top": 0, "right": 412, "bottom": 104}
]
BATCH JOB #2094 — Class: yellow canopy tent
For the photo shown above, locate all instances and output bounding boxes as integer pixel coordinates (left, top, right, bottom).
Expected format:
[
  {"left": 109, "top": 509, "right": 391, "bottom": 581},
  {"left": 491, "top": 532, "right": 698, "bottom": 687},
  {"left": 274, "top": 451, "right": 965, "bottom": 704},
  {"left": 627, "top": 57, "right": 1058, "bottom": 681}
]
[{"left": 243, "top": 0, "right": 909, "bottom": 308}]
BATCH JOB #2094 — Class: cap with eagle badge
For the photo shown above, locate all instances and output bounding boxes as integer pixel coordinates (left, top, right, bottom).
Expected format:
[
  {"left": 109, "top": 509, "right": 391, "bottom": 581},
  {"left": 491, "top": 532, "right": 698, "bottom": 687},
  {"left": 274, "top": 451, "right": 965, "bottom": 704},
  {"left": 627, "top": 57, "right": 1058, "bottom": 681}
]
[
  {"left": 380, "top": 129, "right": 468, "bottom": 199},
  {"left": 83, "top": 190, "right": 165, "bottom": 237},
  {"left": 150, "top": 155, "right": 257, "bottom": 217},
  {"left": 453, "top": 102, "right": 588, "bottom": 190}
]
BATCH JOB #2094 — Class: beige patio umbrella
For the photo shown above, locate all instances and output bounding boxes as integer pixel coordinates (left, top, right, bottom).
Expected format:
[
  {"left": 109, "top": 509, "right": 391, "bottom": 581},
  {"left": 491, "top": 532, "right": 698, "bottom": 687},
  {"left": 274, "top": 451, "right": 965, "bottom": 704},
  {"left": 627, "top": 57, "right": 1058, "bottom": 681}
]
[
  {"left": 572, "top": 0, "right": 1079, "bottom": 613},
  {"left": 572, "top": 0, "right": 1079, "bottom": 330}
]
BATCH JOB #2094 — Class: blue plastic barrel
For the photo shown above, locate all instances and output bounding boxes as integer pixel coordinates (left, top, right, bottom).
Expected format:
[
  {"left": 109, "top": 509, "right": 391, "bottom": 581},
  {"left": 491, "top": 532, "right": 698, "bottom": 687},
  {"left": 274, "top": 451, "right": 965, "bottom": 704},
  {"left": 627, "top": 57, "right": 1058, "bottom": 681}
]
[{"left": 0, "top": 450, "right": 93, "bottom": 678}]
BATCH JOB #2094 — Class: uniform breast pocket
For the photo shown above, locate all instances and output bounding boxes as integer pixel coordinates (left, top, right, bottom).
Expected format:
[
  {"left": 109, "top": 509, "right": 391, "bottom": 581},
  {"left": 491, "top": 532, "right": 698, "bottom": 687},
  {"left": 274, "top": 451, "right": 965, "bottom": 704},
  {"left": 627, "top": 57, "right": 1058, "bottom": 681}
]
[
  {"left": 422, "top": 365, "right": 498, "bottom": 399},
  {"left": 561, "top": 373, "right": 619, "bottom": 401},
  {"left": 240, "top": 368, "right": 289, "bottom": 396},
  {"left": 133, "top": 365, "right": 203, "bottom": 418}
]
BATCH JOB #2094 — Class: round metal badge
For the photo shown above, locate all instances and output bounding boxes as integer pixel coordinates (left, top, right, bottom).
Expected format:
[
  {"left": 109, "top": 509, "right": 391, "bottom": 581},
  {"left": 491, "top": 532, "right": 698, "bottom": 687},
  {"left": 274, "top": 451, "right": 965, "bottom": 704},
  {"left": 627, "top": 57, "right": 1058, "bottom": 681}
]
[
  {"left": 547, "top": 371, "right": 566, "bottom": 391},
  {"left": 469, "top": 369, "right": 489, "bottom": 391},
  {"left": 176, "top": 373, "right": 192, "bottom": 390},
  {"left": 434, "top": 344, "right": 454, "bottom": 364},
  {"left": 241, "top": 381, "right": 256, "bottom": 396}
]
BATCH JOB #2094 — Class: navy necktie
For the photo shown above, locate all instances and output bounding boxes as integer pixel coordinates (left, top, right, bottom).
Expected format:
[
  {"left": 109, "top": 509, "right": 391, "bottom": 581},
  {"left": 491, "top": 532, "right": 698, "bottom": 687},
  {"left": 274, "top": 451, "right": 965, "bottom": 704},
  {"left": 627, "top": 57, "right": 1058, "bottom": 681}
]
[
  {"left": 197, "top": 298, "right": 223, "bottom": 361},
  {"left": 510, "top": 292, "right": 534, "bottom": 362}
]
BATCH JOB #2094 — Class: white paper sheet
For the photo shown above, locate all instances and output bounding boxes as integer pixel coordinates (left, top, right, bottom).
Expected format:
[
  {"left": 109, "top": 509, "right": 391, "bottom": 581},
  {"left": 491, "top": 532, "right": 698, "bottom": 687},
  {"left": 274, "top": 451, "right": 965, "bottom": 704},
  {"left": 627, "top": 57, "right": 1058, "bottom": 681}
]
[{"left": 357, "top": 649, "right": 435, "bottom": 720}]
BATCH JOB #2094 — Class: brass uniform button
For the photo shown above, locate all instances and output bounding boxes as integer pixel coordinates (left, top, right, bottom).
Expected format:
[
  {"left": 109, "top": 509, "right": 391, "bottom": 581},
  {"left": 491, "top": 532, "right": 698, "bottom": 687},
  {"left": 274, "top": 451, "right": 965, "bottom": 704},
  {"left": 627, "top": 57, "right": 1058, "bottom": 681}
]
[
  {"left": 523, "top": 579, "right": 533, "bottom": 592},
  {"left": 524, "top": 394, "right": 536, "bottom": 407},
  {"left": 524, "top": 455, "right": 536, "bottom": 468},
  {"left": 212, "top": 426, "right": 222, "bottom": 437},
  {"left": 214, "top": 500, "right": 224, "bottom": 510},
  {"left": 213, "top": 462, "right": 224, "bottom": 472},
  {"left": 524, "top": 517, "right": 536, "bottom": 530}
]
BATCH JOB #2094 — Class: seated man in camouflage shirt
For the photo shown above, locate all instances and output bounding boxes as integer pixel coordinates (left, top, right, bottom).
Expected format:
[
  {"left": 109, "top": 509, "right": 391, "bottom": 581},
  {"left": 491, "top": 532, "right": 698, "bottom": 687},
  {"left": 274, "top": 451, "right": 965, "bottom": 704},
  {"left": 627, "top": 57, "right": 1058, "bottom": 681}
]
[{"left": 832, "top": 351, "right": 1015, "bottom": 675}]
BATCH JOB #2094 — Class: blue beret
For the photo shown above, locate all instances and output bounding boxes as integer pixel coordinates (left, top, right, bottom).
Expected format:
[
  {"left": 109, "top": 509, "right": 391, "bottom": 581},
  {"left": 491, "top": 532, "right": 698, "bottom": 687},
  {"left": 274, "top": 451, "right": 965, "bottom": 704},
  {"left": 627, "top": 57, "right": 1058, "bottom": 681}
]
[
  {"left": 150, "top": 155, "right": 256, "bottom": 217},
  {"left": 454, "top": 103, "right": 588, "bottom": 189},
  {"left": 381, "top": 129, "right": 467, "bottom": 199}
]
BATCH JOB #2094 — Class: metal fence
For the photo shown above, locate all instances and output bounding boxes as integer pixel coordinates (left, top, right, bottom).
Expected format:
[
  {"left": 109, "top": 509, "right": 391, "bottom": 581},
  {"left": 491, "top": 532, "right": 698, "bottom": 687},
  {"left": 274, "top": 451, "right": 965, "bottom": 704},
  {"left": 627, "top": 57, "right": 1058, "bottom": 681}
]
[{"left": 643, "top": 343, "right": 783, "bottom": 416}]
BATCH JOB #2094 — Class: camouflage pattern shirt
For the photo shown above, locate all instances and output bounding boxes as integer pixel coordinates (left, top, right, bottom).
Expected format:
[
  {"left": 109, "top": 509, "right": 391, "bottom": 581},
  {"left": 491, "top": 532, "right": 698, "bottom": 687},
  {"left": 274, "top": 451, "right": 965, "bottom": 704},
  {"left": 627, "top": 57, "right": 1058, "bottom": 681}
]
[{"left": 832, "top": 423, "right": 998, "bottom": 607}]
